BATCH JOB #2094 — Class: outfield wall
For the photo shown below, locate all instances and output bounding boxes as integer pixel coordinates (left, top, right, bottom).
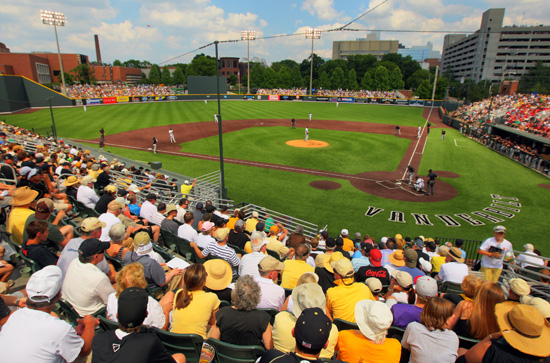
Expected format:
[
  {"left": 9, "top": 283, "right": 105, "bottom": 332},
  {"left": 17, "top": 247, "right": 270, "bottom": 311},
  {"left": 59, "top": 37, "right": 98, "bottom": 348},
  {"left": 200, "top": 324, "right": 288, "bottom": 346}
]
[{"left": 0, "top": 75, "right": 72, "bottom": 113}]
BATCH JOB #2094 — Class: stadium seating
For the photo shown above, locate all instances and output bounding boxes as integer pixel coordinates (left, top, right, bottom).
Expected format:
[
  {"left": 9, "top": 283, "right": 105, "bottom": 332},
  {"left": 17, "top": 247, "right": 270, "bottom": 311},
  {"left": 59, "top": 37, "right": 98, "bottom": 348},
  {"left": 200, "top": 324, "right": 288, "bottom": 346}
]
[{"left": 205, "top": 338, "right": 265, "bottom": 363}]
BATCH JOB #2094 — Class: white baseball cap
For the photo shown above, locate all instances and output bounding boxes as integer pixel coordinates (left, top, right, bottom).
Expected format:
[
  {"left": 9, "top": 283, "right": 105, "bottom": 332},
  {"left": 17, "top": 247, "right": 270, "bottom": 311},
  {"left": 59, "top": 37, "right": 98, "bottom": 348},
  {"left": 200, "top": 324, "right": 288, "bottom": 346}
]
[
  {"left": 128, "top": 184, "right": 140, "bottom": 193},
  {"left": 341, "top": 229, "right": 349, "bottom": 236},
  {"left": 26, "top": 266, "right": 63, "bottom": 303}
]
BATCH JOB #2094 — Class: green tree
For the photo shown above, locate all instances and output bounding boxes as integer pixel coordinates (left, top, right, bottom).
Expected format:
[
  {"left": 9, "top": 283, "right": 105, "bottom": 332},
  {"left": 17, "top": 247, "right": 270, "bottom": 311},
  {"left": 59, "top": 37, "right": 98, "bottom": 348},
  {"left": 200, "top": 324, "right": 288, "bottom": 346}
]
[
  {"left": 319, "top": 71, "right": 331, "bottom": 89},
  {"left": 402, "top": 56, "right": 422, "bottom": 88},
  {"left": 250, "top": 64, "right": 264, "bottom": 88},
  {"left": 276, "top": 66, "right": 291, "bottom": 88},
  {"left": 124, "top": 59, "right": 151, "bottom": 68},
  {"left": 361, "top": 71, "right": 373, "bottom": 89},
  {"left": 263, "top": 67, "right": 277, "bottom": 88},
  {"left": 373, "top": 66, "right": 390, "bottom": 91},
  {"left": 113, "top": 59, "right": 122, "bottom": 66},
  {"left": 416, "top": 79, "right": 432, "bottom": 99},
  {"left": 389, "top": 67, "right": 405, "bottom": 89},
  {"left": 299, "top": 53, "right": 325, "bottom": 82},
  {"left": 347, "top": 69, "right": 358, "bottom": 90},
  {"left": 518, "top": 61, "right": 550, "bottom": 94},
  {"left": 161, "top": 66, "right": 171, "bottom": 84},
  {"left": 289, "top": 66, "right": 303, "bottom": 88},
  {"left": 187, "top": 54, "right": 216, "bottom": 76},
  {"left": 346, "top": 54, "right": 378, "bottom": 82},
  {"left": 57, "top": 72, "right": 75, "bottom": 86},
  {"left": 272, "top": 59, "right": 300, "bottom": 72},
  {"left": 70, "top": 64, "right": 94, "bottom": 84},
  {"left": 172, "top": 66, "right": 185, "bottom": 85},
  {"left": 407, "top": 69, "right": 430, "bottom": 90},
  {"left": 148, "top": 64, "right": 161, "bottom": 84},
  {"left": 228, "top": 74, "right": 238, "bottom": 87},
  {"left": 330, "top": 67, "right": 345, "bottom": 89}
]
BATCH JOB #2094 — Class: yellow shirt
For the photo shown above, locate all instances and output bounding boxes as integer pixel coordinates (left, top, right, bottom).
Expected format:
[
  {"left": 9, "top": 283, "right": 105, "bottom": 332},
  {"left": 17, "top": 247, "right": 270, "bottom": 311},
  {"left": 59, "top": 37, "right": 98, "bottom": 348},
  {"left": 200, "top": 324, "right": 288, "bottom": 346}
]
[
  {"left": 342, "top": 238, "right": 354, "bottom": 252},
  {"left": 273, "top": 311, "right": 338, "bottom": 359},
  {"left": 244, "top": 217, "right": 258, "bottom": 233},
  {"left": 431, "top": 255, "right": 446, "bottom": 273},
  {"left": 171, "top": 290, "right": 220, "bottom": 338},
  {"left": 266, "top": 236, "right": 290, "bottom": 258},
  {"left": 226, "top": 217, "right": 238, "bottom": 230},
  {"left": 337, "top": 330, "right": 401, "bottom": 363},
  {"left": 7, "top": 207, "right": 35, "bottom": 244},
  {"left": 87, "top": 169, "right": 101, "bottom": 180},
  {"left": 180, "top": 184, "right": 193, "bottom": 196},
  {"left": 280, "top": 260, "right": 314, "bottom": 289},
  {"left": 326, "top": 278, "right": 374, "bottom": 323}
]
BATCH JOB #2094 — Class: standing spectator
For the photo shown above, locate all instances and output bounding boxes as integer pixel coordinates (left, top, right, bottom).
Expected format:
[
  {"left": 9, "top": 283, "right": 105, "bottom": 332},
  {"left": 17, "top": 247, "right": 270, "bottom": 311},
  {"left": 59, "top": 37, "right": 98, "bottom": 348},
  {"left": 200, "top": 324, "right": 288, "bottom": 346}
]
[
  {"left": 180, "top": 179, "right": 196, "bottom": 197},
  {"left": 401, "top": 297, "right": 459, "bottom": 363},
  {"left": 478, "top": 225, "right": 513, "bottom": 282},
  {"left": 337, "top": 300, "right": 401, "bottom": 363},
  {"left": 438, "top": 247, "right": 469, "bottom": 284}
]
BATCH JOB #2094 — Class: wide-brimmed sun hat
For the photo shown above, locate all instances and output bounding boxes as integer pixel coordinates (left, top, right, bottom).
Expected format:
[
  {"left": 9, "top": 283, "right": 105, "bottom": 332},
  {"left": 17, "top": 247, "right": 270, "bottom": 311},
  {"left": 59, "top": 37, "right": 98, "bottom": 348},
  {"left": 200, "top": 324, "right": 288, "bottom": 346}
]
[
  {"left": 292, "top": 283, "right": 326, "bottom": 317},
  {"left": 11, "top": 186, "right": 39, "bottom": 206},
  {"left": 324, "top": 251, "right": 344, "bottom": 273},
  {"left": 388, "top": 250, "right": 406, "bottom": 267},
  {"left": 355, "top": 300, "right": 393, "bottom": 341},
  {"left": 203, "top": 259, "right": 232, "bottom": 291}
]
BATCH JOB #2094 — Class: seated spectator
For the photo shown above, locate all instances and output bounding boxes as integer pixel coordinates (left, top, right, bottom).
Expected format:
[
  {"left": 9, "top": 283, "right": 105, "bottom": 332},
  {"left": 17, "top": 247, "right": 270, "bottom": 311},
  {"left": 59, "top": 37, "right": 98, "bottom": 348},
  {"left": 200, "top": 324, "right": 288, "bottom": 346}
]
[
  {"left": 105, "top": 223, "right": 133, "bottom": 260},
  {"left": 507, "top": 278, "right": 530, "bottom": 302},
  {"left": 336, "top": 300, "right": 401, "bottom": 363},
  {"left": 160, "top": 204, "right": 180, "bottom": 235},
  {"left": 191, "top": 228, "right": 240, "bottom": 271},
  {"left": 260, "top": 307, "right": 334, "bottom": 363},
  {"left": 384, "top": 271, "right": 415, "bottom": 308},
  {"left": 366, "top": 278, "right": 384, "bottom": 301},
  {"left": 209, "top": 275, "right": 273, "bottom": 348},
  {"left": 339, "top": 229, "right": 354, "bottom": 252},
  {"left": 244, "top": 211, "right": 260, "bottom": 233},
  {"left": 203, "top": 259, "right": 233, "bottom": 302},
  {"left": 438, "top": 247, "right": 469, "bottom": 284},
  {"left": 443, "top": 274, "right": 482, "bottom": 306},
  {"left": 177, "top": 211, "right": 197, "bottom": 242},
  {"left": 351, "top": 242, "right": 372, "bottom": 271},
  {"left": 431, "top": 246, "right": 449, "bottom": 275},
  {"left": 355, "top": 249, "right": 391, "bottom": 286},
  {"left": 392, "top": 276, "right": 438, "bottom": 329},
  {"left": 133, "top": 231, "right": 165, "bottom": 264},
  {"left": 326, "top": 258, "right": 374, "bottom": 323},
  {"left": 126, "top": 192, "right": 141, "bottom": 216},
  {"left": 516, "top": 243, "right": 545, "bottom": 268},
  {"left": 23, "top": 197, "right": 73, "bottom": 249},
  {"left": 315, "top": 232, "right": 333, "bottom": 267},
  {"left": 94, "top": 163, "right": 111, "bottom": 192},
  {"left": 448, "top": 282, "right": 505, "bottom": 345},
  {"left": 402, "top": 297, "right": 459, "bottom": 363},
  {"left": 273, "top": 283, "right": 338, "bottom": 360},
  {"left": 281, "top": 244, "right": 315, "bottom": 290},
  {"left": 77, "top": 175, "right": 99, "bottom": 209},
  {"left": 397, "top": 249, "right": 425, "bottom": 280},
  {"left": 315, "top": 251, "right": 344, "bottom": 293},
  {"left": 174, "top": 198, "right": 189, "bottom": 224},
  {"left": 256, "top": 256, "right": 286, "bottom": 311},
  {"left": 265, "top": 224, "right": 291, "bottom": 258},
  {"left": 64, "top": 175, "right": 80, "bottom": 199},
  {"left": 385, "top": 249, "right": 406, "bottom": 275},
  {"left": 227, "top": 219, "right": 250, "bottom": 250},
  {"left": 0, "top": 266, "right": 96, "bottom": 361},
  {"left": 93, "top": 287, "right": 185, "bottom": 363},
  {"left": 7, "top": 186, "right": 38, "bottom": 245},
  {"left": 94, "top": 184, "right": 117, "bottom": 214},
  {"left": 287, "top": 225, "right": 307, "bottom": 251},
  {"left": 21, "top": 220, "right": 58, "bottom": 269},
  {"left": 282, "top": 272, "right": 319, "bottom": 313},
  {"left": 62, "top": 238, "right": 115, "bottom": 316},
  {"left": 532, "top": 268, "right": 550, "bottom": 301},
  {"left": 171, "top": 263, "right": 220, "bottom": 338},
  {"left": 139, "top": 193, "right": 159, "bottom": 222},
  {"left": 239, "top": 232, "right": 268, "bottom": 279},
  {"left": 194, "top": 221, "right": 216, "bottom": 248},
  {"left": 106, "top": 263, "right": 172, "bottom": 330},
  {"left": 457, "top": 302, "right": 550, "bottom": 363}
]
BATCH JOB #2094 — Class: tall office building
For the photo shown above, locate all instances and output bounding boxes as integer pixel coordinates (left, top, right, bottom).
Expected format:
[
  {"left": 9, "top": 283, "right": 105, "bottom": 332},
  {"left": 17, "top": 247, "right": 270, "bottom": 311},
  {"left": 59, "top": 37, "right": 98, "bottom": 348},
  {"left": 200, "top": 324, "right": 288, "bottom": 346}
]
[{"left": 441, "top": 8, "right": 550, "bottom": 82}]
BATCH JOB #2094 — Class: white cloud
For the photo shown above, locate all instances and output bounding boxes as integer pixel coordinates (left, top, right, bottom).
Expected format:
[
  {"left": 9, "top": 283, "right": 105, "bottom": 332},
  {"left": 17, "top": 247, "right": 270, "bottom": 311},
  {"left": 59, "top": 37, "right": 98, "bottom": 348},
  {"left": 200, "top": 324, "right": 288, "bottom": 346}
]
[{"left": 301, "top": 0, "right": 343, "bottom": 21}]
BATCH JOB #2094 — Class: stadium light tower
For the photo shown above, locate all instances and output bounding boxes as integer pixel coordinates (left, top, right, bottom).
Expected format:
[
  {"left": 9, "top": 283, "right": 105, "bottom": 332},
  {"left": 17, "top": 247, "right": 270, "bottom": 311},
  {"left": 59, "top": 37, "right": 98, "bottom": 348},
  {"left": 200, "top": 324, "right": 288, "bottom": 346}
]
[
  {"left": 40, "top": 10, "right": 67, "bottom": 96},
  {"left": 241, "top": 30, "right": 256, "bottom": 95},
  {"left": 305, "top": 28, "right": 321, "bottom": 96}
]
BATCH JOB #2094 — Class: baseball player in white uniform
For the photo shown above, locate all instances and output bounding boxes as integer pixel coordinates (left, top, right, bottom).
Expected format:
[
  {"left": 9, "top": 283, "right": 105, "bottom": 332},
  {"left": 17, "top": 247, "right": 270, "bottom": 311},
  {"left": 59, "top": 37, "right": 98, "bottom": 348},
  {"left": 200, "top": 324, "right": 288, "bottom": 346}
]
[
  {"left": 214, "top": 114, "right": 218, "bottom": 123},
  {"left": 169, "top": 128, "right": 176, "bottom": 143},
  {"left": 305, "top": 127, "right": 309, "bottom": 141},
  {"left": 417, "top": 126, "right": 421, "bottom": 138},
  {"left": 309, "top": 113, "right": 312, "bottom": 122}
]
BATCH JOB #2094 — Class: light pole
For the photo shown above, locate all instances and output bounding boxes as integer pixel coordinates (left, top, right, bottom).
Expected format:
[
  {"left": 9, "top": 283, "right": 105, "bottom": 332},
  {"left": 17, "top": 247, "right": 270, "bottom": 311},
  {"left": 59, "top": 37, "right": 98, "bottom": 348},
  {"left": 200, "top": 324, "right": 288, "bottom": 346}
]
[
  {"left": 40, "top": 10, "right": 67, "bottom": 96},
  {"left": 305, "top": 28, "right": 321, "bottom": 96},
  {"left": 241, "top": 30, "right": 256, "bottom": 95}
]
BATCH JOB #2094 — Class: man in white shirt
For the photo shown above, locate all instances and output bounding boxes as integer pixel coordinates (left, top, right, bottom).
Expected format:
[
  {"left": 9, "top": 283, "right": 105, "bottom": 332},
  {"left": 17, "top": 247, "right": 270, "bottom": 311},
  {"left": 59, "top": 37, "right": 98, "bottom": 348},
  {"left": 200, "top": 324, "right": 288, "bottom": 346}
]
[
  {"left": 77, "top": 175, "right": 99, "bottom": 209},
  {"left": 239, "top": 232, "right": 268, "bottom": 279},
  {"left": 438, "top": 247, "right": 469, "bottom": 284},
  {"left": 139, "top": 193, "right": 158, "bottom": 221},
  {"left": 478, "top": 225, "right": 514, "bottom": 283},
  {"left": 255, "top": 256, "right": 286, "bottom": 311},
  {"left": 62, "top": 238, "right": 116, "bottom": 316},
  {"left": 177, "top": 211, "right": 197, "bottom": 241},
  {"left": 516, "top": 243, "right": 545, "bottom": 269},
  {"left": 98, "top": 200, "right": 124, "bottom": 242},
  {"left": 0, "top": 266, "right": 97, "bottom": 362},
  {"left": 174, "top": 198, "right": 189, "bottom": 224}
]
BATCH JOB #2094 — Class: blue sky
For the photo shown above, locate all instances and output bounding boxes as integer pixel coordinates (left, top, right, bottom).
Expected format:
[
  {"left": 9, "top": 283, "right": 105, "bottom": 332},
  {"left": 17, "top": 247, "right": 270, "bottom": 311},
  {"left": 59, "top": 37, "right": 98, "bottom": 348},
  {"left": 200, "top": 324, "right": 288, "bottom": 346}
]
[{"left": 1, "top": 0, "right": 548, "bottom": 66}]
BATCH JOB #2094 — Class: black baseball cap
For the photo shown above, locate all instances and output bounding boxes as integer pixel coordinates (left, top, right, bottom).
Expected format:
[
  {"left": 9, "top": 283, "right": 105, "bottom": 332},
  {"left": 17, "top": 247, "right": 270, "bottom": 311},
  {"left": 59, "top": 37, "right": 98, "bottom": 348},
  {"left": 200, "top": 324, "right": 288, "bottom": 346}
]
[
  {"left": 325, "top": 237, "right": 336, "bottom": 249},
  {"left": 118, "top": 287, "right": 148, "bottom": 328},
  {"left": 78, "top": 238, "right": 110, "bottom": 258},
  {"left": 294, "top": 308, "right": 332, "bottom": 350}
]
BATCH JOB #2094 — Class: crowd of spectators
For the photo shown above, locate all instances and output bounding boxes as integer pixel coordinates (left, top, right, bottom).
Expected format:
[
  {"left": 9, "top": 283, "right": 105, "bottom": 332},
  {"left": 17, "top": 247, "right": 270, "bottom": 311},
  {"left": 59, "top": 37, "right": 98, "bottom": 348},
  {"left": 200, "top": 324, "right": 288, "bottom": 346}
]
[
  {"left": 0, "top": 123, "right": 549, "bottom": 362},
  {"left": 256, "top": 88, "right": 398, "bottom": 98},
  {"left": 66, "top": 84, "right": 175, "bottom": 98}
]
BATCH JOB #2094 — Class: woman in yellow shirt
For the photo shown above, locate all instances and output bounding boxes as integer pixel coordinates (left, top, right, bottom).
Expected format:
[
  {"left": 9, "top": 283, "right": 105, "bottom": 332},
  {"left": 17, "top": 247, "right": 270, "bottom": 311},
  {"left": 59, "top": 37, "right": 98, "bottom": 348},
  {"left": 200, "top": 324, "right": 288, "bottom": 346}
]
[{"left": 170, "top": 263, "right": 220, "bottom": 338}]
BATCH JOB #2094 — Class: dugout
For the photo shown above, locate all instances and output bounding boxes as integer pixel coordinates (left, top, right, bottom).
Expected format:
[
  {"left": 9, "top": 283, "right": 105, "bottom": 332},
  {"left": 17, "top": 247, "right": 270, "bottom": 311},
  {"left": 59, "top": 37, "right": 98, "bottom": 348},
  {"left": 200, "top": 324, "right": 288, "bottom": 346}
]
[
  {"left": 0, "top": 75, "right": 72, "bottom": 113},
  {"left": 187, "top": 76, "right": 227, "bottom": 95}
]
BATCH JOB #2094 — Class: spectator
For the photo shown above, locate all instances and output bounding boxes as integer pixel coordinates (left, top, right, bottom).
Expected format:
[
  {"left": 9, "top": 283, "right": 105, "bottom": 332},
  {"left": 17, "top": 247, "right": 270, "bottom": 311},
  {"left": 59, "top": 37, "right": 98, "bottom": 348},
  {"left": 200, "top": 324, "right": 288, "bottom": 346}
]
[
  {"left": 339, "top": 229, "right": 354, "bottom": 252},
  {"left": 273, "top": 283, "right": 338, "bottom": 359},
  {"left": 194, "top": 221, "right": 215, "bottom": 248},
  {"left": 239, "top": 232, "right": 268, "bottom": 279},
  {"left": 355, "top": 248, "right": 391, "bottom": 286},
  {"left": 520, "top": 295, "right": 550, "bottom": 321},
  {"left": 93, "top": 287, "right": 185, "bottom": 363},
  {"left": 77, "top": 175, "right": 98, "bottom": 209},
  {"left": 431, "top": 246, "right": 448, "bottom": 275},
  {"left": 336, "top": 300, "right": 401, "bottom": 363},
  {"left": 402, "top": 297, "right": 459, "bottom": 363},
  {"left": 160, "top": 204, "right": 180, "bottom": 235},
  {"left": 23, "top": 197, "right": 73, "bottom": 249},
  {"left": 209, "top": 275, "right": 273, "bottom": 348},
  {"left": 392, "top": 275, "right": 438, "bottom": 329},
  {"left": 174, "top": 198, "right": 189, "bottom": 224},
  {"left": 191, "top": 228, "right": 240, "bottom": 270},
  {"left": 385, "top": 249, "right": 406, "bottom": 275},
  {"left": 62, "top": 238, "right": 115, "bottom": 316},
  {"left": 351, "top": 242, "right": 372, "bottom": 272},
  {"left": 531, "top": 269, "right": 550, "bottom": 301},
  {"left": 95, "top": 163, "right": 111, "bottom": 192},
  {"left": 397, "top": 248, "right": 426, "bottom": 280},
  {"left": 180, "top": 178, "right": 196, "bottom": 197},
  {"left": 281, "top": 244, "right": 315, "bottom": 289},
  {"left": 443, "top": 274, "right": 482, "bottom": 306},
  {"left": 140, "top": 193, "right": 158, "bottom": 222},
  {"left": 0, "top": 266, "right": 96, "bottom": 361},
  {"left": 315, "top": 251, "right": 344, "bottom": 293},
  {"left": 256, "top": 256, "right": 286, "bottom": 311},
  {"left": 245, "top": 210, "right": 260, "bottom": 233},
  {"left": 227, "top": 219, "right": 250, "bottom": 250},
  {"left": 191, "top": 202, "right": 204, "bottom": 230},
  {"left": 7, "top": 186, "right": 38, "bottom": 245},
  {"left": 458, "top": 302, "right": 550, "bottom": 363},
  {"left": 106, "top": 263, "right": 172, "bottom": 330},
  {"left": 478, "top": 225, "right": 514, "bottom": 282},
  {"left": 266, "top": 224, "right": 291, "bottom": 259},
  {"left": 286, "top": 225, "right": 306, "bottom": 251},
  {"left": 326, "top": 258, "right": 374, "bottom": 323},
  {"left": 455, "top": 239, "right": 467, "bottom": 259},
  {"left": 516, "top": 243, "right": 545, "bottom": 268},
  {"left": 366, "top": 278, "right": 384, "bottom": 301},
  {"left": 94, "top": 184, "right": 117, "bottom": 214},
  {"left": 171, "top": 263, "right": 219, "bottom": 338},
  {"left": 133, "top": 231, "right": 165, "bottom": 264},
  {"left": 203, "top": 259, "right": 234, "bottom": 302},
  {"left": 384, "top": 271, "right": 415, "bottom": 308},
  {"left": 177, "top": 211, "right": 197, "bottom": 242},
  {"left": 438, "top": 247, "right": 469, "bottom": 284},
  {"left": 21, "top": 220, "right": 58, "bottom": 269},
  {"left": 315, "top": 234, "right": 335, "bottom": 267},
  {"left": 507, "top": 278, "right": 530, "bottom": 302}
]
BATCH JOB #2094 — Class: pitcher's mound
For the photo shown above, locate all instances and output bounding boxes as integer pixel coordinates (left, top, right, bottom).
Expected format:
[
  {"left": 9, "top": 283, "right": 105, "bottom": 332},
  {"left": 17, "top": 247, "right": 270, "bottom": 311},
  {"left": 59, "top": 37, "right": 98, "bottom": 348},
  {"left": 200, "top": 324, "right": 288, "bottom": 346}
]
[{"left": 286, "top": 140, "right": 329, "bottom": 148}]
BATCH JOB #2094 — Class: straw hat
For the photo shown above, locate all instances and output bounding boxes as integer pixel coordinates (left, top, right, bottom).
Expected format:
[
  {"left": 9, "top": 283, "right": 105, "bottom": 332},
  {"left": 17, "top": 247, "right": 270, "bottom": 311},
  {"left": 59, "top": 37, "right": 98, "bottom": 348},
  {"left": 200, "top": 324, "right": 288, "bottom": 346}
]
[
  {"left": 64, "top": 175, "right": 80, "bottom": 187},
  {"left": 324, "top": 252, "right": 345, "bottom": 273},
  {"left": 495, "top": 301, "right": 550, "bottom": 357},
  {"left": 11, "top": 186, "right": 39, "bottom": 206},
  {"left": 448, "top": 247, "right": 465, "bottom": 263},
  {"left": 388, "top": 250, "right": 406, "bottom": 267},
  {"left": 204, "top": 259, "right": 232, "bottom": 291}
]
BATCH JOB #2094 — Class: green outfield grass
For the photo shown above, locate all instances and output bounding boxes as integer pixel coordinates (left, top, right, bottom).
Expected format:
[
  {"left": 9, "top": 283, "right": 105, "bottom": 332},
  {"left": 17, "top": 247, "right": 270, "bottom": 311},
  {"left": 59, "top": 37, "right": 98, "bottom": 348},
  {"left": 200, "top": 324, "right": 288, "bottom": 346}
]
[{"left": 4, "top": 101, "right": 550, "bottom": 254}]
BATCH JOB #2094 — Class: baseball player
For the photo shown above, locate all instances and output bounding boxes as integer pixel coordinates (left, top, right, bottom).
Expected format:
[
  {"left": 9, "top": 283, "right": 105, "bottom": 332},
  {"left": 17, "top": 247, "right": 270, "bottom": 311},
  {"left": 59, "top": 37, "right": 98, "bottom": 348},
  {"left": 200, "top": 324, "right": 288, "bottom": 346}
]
[
  {"left": 417, "top": 126, "right": 421, "bottom": 138},
  {"left": 153, "top": 137, "right": 158, "bottom": 154},
  {"left": 305, "top": 127, "right": 309, "bottom": 142},
  {"left": 169, "top": 128, "right": 176, "bottom": 143},
  {"left": 309, "top": 113, "right": 312, "bottom": 122},
  {"left": 441, "top": 130, "right": 446, "bottom": 141},
  {"left": 214, "top": 114, "right": 218, "bottom": 123},
  {"left": 414, "top": 176, "right": 425, "bottom": 192}
]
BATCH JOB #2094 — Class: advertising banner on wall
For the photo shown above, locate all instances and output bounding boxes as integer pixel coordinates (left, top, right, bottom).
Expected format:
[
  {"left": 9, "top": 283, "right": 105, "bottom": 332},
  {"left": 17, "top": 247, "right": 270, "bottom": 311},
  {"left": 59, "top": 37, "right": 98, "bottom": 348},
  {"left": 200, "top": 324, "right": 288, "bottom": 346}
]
[
  {"left": 103, "top": 97, "right": 117, "bottom": 104},
  {"left": 116, "top": 96, "right": 129, "bottom": 103},
  {"left": 268, "top": 95, "right": 280, "bottom": 101},
  {"left": 409, "top": 100, "right": 425, "bottom": 107},
  {"left": 315, "top": 97, "right": 330, "bottom": 102},
  {"left": 87, "top": 98, "right": 102, "bottom": 105}
]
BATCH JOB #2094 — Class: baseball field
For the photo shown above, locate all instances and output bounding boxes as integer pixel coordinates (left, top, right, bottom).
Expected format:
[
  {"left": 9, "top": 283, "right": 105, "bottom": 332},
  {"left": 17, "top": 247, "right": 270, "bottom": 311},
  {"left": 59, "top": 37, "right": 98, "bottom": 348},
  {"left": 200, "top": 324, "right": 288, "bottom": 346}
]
[{"left": 4, "top": 100, "right": 550, "bottom": 254}]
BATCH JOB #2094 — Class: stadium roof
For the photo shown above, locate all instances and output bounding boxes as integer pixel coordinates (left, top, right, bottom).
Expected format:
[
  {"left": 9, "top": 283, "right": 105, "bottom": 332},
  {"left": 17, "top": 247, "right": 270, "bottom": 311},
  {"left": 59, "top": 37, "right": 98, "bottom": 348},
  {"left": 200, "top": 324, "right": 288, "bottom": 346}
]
[{"left": 491, "top": 124, "right": 550, "bottom": 146}]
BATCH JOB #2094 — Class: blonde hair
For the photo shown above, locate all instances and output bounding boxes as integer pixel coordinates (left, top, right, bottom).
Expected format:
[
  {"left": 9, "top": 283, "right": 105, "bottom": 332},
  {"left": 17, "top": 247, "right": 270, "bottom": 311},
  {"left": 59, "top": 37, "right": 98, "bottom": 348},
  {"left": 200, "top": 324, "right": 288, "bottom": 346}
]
[
  {"left": 461, "top": 275, "right": 482, "bottom": 299},
  {"left": 115, "top": 263, "right": 147, "bottom": 297},
  {"left": 468, "top": 282, "right": 505, "bottom": 339},
  {"left": 297, "top": 272, "right": 318, "bottom": 286},
  {"left": 396, "top": 238, "right": 406, "bottom": 250}
]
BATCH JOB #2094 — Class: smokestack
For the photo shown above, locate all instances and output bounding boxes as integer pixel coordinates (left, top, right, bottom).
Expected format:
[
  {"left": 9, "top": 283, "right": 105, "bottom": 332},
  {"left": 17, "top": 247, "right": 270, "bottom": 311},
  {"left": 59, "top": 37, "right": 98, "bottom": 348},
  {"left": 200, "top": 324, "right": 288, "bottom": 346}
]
[{"left": 94, "top": 34, "right": 102, "bottom": 64}]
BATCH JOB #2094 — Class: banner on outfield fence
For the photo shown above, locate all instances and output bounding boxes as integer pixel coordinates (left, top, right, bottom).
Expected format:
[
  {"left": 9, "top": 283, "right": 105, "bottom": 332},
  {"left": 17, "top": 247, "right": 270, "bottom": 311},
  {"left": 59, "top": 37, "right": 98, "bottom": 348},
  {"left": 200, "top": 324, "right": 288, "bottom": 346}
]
[
  {"left": 103, "top": 97, "right": 117, "bottom": 104},
  {"left": 116, "top": 96, "right": 129, "bottom": 103},
  {"left": 268, "top": 95, "right": 280, "bottom": 101},
  {"left": 87, "top": 98, "right": 101, "bottom": 105}
]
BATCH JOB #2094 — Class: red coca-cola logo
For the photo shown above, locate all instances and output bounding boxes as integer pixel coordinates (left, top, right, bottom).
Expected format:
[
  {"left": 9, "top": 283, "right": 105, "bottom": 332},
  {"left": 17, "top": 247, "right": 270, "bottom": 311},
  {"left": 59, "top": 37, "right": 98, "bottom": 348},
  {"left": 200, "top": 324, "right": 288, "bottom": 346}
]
[{"left": 364, "top": 270, "right": 387, "bottom": 278}]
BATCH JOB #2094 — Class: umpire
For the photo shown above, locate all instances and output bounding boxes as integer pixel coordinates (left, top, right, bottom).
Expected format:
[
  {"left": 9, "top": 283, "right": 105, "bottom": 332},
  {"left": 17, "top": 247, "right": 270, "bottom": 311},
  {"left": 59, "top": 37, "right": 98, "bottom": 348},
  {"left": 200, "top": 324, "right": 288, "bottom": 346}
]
[{"left": 426, "top": 169, "right": 437, "bottom": 196}]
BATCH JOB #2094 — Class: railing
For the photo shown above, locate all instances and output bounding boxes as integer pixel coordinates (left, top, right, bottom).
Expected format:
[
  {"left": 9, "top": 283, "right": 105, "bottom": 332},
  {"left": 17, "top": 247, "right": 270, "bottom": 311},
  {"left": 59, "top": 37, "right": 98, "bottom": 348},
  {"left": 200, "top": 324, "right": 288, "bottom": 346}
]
[{"left": 435, "top": 237, "right": 482, "bottom": 266}]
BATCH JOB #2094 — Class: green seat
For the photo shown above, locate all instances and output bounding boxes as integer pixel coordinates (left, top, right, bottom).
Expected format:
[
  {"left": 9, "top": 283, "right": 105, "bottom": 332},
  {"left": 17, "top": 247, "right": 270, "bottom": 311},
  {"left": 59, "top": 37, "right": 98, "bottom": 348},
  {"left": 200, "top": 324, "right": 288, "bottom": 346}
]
[
  {"left": 57, "top": 299, "right": 82, "bottom": 326},
  {"left": 104, "top": 252, "right": 124, "bottom": 271},
  {"left": 153, "top": 243, "right": 174, "bottom": 262},
  {"left": 440, "top": 281, "right": 463, "bottom": 294},
  {"left": 258, "top": 308, "right": 279, "bottom": 325},
  {"left": 162, "top": 231, "right": 196, "bottom": 262},
  {"left": 266, "top": 248, "right": 282, "bottom": 261},
  {"left": 333, "top": 318, "right": 358, "bottom": 331},
  {"left": 153, "top": 328, "right": 204, "bottom": 363},
  {"left": 219, "top": 300, "right": 231, "bottom": 309},
  {"left": 20, "top": 251, "right": 42, "bottom": 273},
  {"left": 98, "top": 314, "right": 119, "bottom": 331},
  {"left": 227, "top": 243, "right": 246, "bottom": 257},
  {"left": 72, "top": 200, "right": 99, "bottom": 219},
  {"left": 205, "top": 338, "right": 265, "bottom": 363}
]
